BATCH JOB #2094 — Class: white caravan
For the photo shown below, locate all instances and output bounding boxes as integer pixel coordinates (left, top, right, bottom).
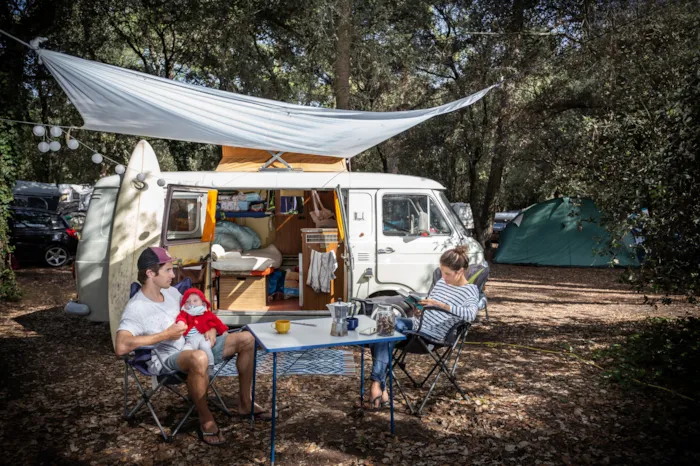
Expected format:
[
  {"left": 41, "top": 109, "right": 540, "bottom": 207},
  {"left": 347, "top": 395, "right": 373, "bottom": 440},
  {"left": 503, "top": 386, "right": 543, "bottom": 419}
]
[{"left": 66, "top": 145, "right": 483, "bottom": 331}]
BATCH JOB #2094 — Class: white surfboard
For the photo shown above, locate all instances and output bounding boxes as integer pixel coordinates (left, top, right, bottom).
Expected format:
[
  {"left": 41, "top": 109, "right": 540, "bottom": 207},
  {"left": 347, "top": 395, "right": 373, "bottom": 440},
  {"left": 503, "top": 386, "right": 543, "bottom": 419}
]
[{"left": 108, "top": 140, "right": 164, "bottom": 345}]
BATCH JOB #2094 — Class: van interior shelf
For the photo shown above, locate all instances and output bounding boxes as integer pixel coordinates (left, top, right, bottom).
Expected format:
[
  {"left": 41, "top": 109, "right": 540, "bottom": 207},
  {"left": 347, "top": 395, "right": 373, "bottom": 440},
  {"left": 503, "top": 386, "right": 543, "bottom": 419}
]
[{"left": 216, "top": 211, "right": 270, "bottom": 219}]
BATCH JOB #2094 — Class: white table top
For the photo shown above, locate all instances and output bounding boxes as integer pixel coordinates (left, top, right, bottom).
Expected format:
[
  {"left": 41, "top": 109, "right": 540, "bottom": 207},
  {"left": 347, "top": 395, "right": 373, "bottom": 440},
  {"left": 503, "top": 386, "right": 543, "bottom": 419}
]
[{"left": 246, "top": 315, "right": 406, "bottom": 353}]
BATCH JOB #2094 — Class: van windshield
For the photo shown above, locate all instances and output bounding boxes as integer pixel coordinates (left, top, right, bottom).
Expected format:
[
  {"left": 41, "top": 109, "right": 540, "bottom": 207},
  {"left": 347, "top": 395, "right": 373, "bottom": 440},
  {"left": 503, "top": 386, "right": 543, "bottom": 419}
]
[{"left": 438, "top": 191, "right": 469, "bottom": 237}]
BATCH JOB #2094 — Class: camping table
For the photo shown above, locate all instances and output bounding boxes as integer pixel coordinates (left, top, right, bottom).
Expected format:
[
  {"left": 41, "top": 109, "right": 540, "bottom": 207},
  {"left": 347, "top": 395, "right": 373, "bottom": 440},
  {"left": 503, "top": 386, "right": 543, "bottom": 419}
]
[{"left": 246, "top": 315, "right": 406, "bottom": 465}]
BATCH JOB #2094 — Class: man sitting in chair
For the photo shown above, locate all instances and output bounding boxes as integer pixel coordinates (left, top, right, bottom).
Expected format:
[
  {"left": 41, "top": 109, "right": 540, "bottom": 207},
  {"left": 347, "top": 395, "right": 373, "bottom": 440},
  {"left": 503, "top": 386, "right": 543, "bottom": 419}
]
[
  {"left": 115, "top": 247, "right": 271, "bottom": 446},
  {"left": 367, "top": 245, "right": 479, "bottom": 410}
]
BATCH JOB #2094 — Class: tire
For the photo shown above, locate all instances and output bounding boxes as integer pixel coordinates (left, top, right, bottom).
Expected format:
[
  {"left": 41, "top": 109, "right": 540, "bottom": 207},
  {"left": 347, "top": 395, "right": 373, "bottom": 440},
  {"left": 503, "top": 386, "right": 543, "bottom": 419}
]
[
  {"left": 366, "top": 294, "right": 408, "bottom": 319},
  {"left": 44, "top": 244, "right": 70, "bottom": 267}
]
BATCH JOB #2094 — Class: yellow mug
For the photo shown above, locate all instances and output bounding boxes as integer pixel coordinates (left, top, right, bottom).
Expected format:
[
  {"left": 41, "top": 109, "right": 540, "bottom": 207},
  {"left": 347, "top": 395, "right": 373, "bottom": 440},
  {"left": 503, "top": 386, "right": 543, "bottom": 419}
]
[{"left": 271, "top": 320, "right": 291, "bottom": 334}]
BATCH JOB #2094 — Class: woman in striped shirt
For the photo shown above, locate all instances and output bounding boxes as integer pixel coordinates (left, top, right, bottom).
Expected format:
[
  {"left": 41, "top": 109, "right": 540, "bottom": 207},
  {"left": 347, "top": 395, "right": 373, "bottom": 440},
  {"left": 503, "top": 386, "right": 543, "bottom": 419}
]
[{"left": 367, "top": 245, "right": 479, "bottom": 410}]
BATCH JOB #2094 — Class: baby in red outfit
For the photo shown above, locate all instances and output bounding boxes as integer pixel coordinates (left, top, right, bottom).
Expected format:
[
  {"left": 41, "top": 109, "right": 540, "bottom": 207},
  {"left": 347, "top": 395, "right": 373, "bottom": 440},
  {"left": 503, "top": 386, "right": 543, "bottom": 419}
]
[{"left": 176, "top": 288, "right": 228, "bottom": 367}]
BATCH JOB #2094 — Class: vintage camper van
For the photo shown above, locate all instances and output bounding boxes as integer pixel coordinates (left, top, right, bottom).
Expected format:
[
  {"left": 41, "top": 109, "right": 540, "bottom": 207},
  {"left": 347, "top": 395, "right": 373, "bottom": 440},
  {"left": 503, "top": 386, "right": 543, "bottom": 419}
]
[{"left": 65, "top": 143, "right": 483, "bottom": 331}]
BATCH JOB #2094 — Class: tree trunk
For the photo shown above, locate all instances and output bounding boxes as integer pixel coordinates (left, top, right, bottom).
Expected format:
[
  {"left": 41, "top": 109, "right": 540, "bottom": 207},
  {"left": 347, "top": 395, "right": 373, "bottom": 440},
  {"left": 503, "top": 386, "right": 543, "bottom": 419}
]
[
  {"left": 475, "top": 0, "right": 525, "bottom": 246},
  {"left": 334, "top": 0, "right": 352, "bottom": 110},
  {"left": 477, "top": 89, "right": 510, "bottom": 245},
  {"left": 467, "top": 149, "right": 479, "bottom": 206}
]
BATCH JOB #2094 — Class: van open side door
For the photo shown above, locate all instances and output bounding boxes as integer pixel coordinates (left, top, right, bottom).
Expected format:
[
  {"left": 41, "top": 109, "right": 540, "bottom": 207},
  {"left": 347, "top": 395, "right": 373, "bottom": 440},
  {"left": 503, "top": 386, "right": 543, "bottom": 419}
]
[
  {"left": 161, "top": 185, "right": 218, "bottom": 303},
  {"left": 335, "top": 185, "right": 352, "bottom": 300}
]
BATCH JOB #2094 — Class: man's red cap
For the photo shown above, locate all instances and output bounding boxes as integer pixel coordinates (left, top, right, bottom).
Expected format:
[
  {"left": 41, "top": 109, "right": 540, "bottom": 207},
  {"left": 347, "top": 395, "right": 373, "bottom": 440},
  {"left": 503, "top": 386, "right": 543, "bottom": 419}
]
[{"left": 180, "top": 288, "right": 211, "bottom": 311}]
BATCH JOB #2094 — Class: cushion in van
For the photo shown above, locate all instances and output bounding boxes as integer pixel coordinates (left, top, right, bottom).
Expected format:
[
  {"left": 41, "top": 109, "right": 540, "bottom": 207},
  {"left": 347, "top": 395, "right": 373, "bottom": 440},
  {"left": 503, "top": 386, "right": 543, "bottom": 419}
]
[
  {"left": 214, "top": 221, "right": 261, "bottom": 252},
  {"left": 212, "top": 244, "right": 283, "bottom": 272},
  {"left": 237, "top": 216, "right": 276, "bottom": 248}
]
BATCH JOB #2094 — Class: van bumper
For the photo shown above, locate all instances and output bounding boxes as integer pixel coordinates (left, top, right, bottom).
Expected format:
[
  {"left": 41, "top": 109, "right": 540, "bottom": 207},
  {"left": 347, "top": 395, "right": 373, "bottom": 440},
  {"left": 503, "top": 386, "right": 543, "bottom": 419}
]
[{"left": 65, "top": 300, "right": 90, "bottom": 317}]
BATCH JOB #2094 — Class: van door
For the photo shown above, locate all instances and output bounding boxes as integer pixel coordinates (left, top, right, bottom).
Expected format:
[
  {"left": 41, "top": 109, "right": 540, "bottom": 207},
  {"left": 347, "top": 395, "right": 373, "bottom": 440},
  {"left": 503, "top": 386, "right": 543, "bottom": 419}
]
[
  {"left": 375, "top": 190, "right": 456, "bottom": 292},
  {"left": 334, "top": 186, "right": 352, "bottom": 300},
  {"left": 347, "top": 189, "right": 375, "bottom": 298},
  {"left": 161, "top": 185, "right": 218, "bottom": 302}
]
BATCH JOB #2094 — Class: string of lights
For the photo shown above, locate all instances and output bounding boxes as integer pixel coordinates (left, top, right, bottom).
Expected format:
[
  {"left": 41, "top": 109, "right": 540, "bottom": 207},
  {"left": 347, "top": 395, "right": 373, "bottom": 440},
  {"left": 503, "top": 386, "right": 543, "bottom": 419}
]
[{"left": 0, "top": 116, "right": 170, "bottom": 187}]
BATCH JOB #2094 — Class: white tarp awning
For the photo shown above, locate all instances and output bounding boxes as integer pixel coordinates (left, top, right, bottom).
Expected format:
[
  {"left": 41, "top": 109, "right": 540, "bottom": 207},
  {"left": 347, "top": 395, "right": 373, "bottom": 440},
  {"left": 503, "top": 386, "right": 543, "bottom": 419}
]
[{"left": 37, "top": 49, "right": 498, "bottom": 158}]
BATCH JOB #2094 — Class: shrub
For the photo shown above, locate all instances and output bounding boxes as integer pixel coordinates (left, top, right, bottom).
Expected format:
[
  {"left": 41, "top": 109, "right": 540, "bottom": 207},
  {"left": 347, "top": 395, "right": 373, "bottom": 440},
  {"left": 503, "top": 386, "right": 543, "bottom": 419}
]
[{"left": 595, "top": 316, "right": 700, "bottom": 400}]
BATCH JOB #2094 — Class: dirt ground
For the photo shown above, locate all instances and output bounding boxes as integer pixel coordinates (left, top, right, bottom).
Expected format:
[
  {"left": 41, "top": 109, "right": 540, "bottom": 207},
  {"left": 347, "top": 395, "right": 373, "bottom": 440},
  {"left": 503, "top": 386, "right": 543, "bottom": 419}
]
[{"left": 1, "top": 265, "right": 699, "bottom": 466}]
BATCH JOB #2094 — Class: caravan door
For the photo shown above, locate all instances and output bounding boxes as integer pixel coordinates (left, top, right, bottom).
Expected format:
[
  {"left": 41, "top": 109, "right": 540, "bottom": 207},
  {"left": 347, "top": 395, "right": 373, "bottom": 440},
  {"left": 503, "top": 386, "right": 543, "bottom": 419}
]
[
  {"left": 375, "top": 190, "right": 455, "bottom": 292},
  {"left": 161, "top": 185, "right": 218, "bottom": 302}
]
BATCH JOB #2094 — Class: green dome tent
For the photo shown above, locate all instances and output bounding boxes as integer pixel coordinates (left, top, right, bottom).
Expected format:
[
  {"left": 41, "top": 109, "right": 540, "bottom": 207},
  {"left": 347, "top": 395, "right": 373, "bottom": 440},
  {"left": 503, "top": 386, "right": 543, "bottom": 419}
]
[{"left": 493, "top": 198, "right": 640, "bottom": 267}]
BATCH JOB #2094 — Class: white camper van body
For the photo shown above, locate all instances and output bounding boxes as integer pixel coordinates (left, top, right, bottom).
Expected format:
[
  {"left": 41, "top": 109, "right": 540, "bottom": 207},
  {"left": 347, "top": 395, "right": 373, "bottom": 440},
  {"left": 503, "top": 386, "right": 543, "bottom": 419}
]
[{"left": 67, "top": 170, "right": 483, "bottom": 327}]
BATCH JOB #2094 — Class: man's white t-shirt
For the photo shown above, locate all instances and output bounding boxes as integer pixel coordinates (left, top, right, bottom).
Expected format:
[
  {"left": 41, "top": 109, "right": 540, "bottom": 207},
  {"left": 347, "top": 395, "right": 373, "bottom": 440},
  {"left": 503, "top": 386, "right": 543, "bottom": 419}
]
[{"left": 118, "top": 286, "right": 185, "bottom": 374}]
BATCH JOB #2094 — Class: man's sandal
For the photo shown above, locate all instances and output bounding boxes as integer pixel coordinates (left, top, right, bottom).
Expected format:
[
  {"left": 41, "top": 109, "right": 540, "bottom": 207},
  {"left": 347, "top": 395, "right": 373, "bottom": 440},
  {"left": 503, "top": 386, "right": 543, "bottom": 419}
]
[{"left": 198, "top": 427, "right": 225, "bottom": 446}]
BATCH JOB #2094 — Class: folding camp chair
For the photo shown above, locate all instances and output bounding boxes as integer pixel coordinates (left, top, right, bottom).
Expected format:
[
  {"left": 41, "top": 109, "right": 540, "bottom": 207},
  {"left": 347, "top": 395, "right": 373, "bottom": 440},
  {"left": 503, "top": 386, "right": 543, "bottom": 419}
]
[
  {"left": 391, "top": 306, "right": 472, "bottom": 416},
  {"left": 121, "top": 278, "right": 234, "bottom": 441}
]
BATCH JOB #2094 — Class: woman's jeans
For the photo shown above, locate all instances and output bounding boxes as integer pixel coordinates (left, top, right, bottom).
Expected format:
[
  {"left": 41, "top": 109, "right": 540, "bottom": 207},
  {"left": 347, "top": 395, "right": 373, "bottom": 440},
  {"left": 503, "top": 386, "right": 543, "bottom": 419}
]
[{"left": 370, "top": 317, "right": 413, "bottom": 390}]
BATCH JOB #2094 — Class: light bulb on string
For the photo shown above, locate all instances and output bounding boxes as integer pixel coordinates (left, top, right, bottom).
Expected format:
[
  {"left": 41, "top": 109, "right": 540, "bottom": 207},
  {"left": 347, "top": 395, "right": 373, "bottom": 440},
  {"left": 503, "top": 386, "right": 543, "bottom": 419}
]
[
  {"left": 115, "top": 164, "right": 126, "bottom": 175},
  {"left": 38, "top": 142, "right": 50, "bottom": 153},
  {"left": 157, "top": 178, "right": 166, "bottom": 187},
  {"left": 50, "top": 126, "right": 63, "bottom": 138},
  {"left": 136, "top": 173, "right": 147, "bottom": 182},
  {"left": 91, "top": 153, "right": 103, "bottom": 164},
  {"left": 49, "top": 141, "right": 61, "bottom": 152},
  {"left": 33, "top": 126, "right": 46, "bottom": 137},
  {"left": 67, "top": 138, "right": 79, "bottom": 150}
]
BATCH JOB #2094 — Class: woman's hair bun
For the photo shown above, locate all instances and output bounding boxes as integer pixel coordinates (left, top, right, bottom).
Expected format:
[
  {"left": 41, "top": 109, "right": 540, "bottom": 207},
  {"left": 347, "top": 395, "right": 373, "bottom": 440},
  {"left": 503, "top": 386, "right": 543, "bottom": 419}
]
[{"left": 440, "top": 245, "right": 470, "bottom": 271}]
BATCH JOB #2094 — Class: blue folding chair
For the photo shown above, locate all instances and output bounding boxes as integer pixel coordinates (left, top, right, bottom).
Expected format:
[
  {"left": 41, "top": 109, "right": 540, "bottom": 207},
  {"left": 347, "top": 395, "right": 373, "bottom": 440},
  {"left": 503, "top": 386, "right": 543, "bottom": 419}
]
[
  {"left": 121, "top": 278, "right": 234, "bottom": 441},
  {"left": 391, "top": 306, "right": 472, "bottom": 416}
]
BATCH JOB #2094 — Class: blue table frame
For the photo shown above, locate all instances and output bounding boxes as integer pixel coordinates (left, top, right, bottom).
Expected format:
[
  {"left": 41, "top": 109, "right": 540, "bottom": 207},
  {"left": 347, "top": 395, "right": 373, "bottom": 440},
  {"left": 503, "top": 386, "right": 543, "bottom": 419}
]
[{"left": 245, "top": 316, "right": 406, "bottom": 465}]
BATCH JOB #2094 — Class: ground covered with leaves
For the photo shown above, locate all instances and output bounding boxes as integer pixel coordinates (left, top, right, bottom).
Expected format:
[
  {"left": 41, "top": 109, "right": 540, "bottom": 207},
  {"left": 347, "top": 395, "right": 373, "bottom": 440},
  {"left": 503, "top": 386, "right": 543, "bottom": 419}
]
[{"left": 1, "top": 265, "right": 699, "bottom": 465}]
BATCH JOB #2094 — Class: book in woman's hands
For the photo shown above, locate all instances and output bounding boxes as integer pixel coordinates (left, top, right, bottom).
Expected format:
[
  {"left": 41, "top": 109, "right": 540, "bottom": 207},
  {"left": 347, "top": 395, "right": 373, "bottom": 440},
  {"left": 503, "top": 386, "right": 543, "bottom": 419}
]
[{"left": 396, "top": 289, "right": 426, "bottom": 307}]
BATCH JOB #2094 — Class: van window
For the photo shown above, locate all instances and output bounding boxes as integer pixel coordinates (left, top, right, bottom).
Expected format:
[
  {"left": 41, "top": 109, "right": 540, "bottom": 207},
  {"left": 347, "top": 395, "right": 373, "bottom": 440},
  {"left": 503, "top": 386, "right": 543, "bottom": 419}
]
[
  {"left": 382, "top": 194, "right": 451, "bottom": 236},
  {"left": 165, "top": 191, "right": 208, "bottom": 241},
  {"left": 439, "top": 192, "right": 469, "bottom": 236}
]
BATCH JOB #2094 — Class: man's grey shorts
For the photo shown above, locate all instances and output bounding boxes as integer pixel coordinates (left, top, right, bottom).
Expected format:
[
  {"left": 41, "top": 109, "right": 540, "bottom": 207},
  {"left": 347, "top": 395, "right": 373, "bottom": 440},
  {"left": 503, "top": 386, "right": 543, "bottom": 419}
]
[{"left": 162, "top": 334, "right": 227, "bottom": 373}]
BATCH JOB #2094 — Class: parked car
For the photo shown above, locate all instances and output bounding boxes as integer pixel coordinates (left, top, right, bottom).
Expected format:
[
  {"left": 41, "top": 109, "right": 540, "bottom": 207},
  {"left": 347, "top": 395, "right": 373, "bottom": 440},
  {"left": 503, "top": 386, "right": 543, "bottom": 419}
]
[
  {"left": 490, "top": 210, "right": 522, "bottom": 244},
  {"left": 8, "top": 207, "right": 79, "bottom": 267}
]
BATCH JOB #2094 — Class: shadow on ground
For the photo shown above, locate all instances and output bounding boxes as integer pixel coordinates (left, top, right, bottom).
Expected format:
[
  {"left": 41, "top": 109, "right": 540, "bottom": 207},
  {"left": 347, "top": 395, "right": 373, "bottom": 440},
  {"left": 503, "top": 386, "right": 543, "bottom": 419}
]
[{"left": 0, "top": 265, "right": 699, "bottom": 465}]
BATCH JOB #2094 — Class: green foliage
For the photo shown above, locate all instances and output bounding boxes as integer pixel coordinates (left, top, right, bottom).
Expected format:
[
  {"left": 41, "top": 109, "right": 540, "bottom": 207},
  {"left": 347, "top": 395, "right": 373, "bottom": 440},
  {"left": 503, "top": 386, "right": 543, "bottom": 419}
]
[
  {"left": 541, "top": 2, "right": 700, "bottom": 296},
  {"left": 594, "top": 317, "right": 700, "bottom": 400},
  {"left": 0, "top": 124, "right": 22, "bottom": 302}
]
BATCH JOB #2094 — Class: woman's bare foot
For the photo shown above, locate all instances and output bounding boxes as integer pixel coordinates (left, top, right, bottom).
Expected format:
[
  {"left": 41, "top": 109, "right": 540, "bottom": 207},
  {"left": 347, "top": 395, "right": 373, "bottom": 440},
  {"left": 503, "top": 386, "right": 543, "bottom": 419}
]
[{"left": 368, "top": 381, "right": 390, "bottom": 409}]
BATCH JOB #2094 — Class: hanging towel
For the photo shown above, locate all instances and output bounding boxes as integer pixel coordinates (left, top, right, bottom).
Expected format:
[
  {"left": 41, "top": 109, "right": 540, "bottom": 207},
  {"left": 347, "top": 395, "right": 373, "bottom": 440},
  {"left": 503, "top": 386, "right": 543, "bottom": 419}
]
[{"left": 306, "top": 250, "right": 337, "bottom": 293}]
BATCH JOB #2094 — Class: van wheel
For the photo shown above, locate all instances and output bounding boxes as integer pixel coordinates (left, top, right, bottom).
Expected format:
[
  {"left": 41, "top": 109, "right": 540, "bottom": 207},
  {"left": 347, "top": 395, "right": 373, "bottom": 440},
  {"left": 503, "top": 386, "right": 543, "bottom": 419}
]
[
  {"left": 366, "top": 294, "right": 408, "bottom": 319},
  {"left": 45, "top": 245, "right": 70, "bottom": 267}
]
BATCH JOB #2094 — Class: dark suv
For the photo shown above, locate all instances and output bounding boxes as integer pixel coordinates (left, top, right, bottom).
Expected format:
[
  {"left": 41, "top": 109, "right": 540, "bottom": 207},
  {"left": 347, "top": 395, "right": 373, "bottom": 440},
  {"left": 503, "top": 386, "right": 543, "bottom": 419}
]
[{"left": 8, "top": 207, "right": 79, "bottom": 267}]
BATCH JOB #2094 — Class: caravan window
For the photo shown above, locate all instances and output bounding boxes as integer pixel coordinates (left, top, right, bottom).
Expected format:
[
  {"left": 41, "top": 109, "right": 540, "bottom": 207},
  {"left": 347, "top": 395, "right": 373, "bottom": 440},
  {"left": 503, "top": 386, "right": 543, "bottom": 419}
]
[
  {"left": 382, "top": 194, "right": 451, "bottom": 236},
  {"left": 165, "top": 191, "right": 208, "bottom": 242}
]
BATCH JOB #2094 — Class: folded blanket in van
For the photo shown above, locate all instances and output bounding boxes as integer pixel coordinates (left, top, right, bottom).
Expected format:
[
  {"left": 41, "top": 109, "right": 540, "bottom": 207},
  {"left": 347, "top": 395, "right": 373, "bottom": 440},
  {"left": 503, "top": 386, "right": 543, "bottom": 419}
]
[{"left": 214, "top": 221, "right": 261, "bottom": 251}]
